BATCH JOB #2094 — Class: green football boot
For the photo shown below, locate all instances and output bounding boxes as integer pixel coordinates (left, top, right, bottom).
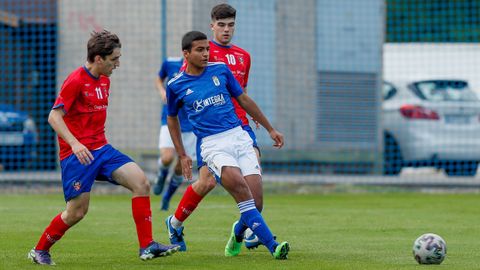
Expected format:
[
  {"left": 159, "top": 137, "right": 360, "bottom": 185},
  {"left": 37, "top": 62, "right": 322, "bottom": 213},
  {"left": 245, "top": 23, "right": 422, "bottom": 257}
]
[
  {"left": 225, "top": 221, "right": 242, "bottom": 257},
  {"left": 272, "top": 241, "right": 290, "bottom": 260}
]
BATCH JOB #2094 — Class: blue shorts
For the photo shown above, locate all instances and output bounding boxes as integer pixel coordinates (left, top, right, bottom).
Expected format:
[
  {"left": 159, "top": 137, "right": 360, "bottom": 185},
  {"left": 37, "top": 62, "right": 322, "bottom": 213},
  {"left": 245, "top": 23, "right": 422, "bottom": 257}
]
[
  {"left": 60, "top": 144, "right": 133, "bottom": 202},
  {"left": 196, "top": 125, "right": 259, "bottom": 168}
]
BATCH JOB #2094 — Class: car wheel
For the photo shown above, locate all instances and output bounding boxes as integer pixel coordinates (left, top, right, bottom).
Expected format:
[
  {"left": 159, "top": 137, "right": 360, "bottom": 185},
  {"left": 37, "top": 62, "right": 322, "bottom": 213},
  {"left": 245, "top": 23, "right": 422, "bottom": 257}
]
[
  {"left": 444, "top": 161, "right": 478, "bottom": 177},
  {"left": 383, "top": 132, "right": 403, "bottom": 175}
]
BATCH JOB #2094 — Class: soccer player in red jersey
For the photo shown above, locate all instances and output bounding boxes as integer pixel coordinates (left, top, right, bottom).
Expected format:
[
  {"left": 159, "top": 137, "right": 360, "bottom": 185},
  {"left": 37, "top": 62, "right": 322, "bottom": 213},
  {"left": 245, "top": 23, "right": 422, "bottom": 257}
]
[
  {"left": 28, "top": 30, "right": 179, "bottom": 266},
  {"left": 165, "top": 3, "right": 268, "bottom": 255}
]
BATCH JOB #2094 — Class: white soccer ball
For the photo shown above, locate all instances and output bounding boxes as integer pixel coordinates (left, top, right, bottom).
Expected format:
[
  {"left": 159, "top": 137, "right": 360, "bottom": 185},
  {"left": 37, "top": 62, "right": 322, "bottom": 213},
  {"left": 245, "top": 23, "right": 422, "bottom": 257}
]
[{"left": 412, "top": 233, "right": 447, "bottom": 264}]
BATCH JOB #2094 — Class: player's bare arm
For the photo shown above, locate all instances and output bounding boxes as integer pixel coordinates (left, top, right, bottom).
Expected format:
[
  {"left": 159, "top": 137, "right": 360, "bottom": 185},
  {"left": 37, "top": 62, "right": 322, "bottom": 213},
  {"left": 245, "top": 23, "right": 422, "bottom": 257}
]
[
  {"left": 243, "top": 87, "right": 260, "bottom": 129},
  {"left": 48, "top": 108, "right": 94, "bottom": 165},
  {"left": 167, "top": 115, "right": 193, "bottom": 180},
  {"left": 235, "top": 93, "right": 284, "bottom": 149},
  {"left": 155, "top": 76, "right": 167, "bottom": 103}
]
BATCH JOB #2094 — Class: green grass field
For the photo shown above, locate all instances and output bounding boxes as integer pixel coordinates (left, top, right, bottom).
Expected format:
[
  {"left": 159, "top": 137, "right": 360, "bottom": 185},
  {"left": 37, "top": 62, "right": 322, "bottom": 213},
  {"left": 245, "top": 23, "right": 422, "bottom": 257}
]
[{"left": 1, "top": 191, "right": 479, "bottom": 269}]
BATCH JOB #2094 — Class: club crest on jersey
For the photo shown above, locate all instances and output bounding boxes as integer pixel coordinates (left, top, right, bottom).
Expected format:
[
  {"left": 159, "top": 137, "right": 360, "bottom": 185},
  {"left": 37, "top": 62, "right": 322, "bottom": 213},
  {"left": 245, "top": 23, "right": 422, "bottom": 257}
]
[
  {"left": 212, "top": 76, "right": 220, "bottom": 86},
  {"left": 238, "top": 56, "right": 244, "bottom": 64},
  {"left": 73, "top": 180, "right": 81, "bottom": 191}
]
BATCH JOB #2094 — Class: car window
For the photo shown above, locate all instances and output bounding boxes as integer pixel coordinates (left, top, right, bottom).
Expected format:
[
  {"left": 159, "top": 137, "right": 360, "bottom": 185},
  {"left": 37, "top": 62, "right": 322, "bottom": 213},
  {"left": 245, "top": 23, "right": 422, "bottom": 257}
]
[
  {"left": 383, "top": 82, "right": 397, "bottom": 100},
  {"left": 412, "top": 80, "right": 478, "bottom": 101}
]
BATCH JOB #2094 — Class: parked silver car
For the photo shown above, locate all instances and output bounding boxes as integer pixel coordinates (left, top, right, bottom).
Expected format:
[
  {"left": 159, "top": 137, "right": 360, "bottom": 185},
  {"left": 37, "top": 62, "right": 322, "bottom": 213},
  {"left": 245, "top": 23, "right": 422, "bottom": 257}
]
[{"left": 382, "top": 79, "right": 480, "bottom": 176}]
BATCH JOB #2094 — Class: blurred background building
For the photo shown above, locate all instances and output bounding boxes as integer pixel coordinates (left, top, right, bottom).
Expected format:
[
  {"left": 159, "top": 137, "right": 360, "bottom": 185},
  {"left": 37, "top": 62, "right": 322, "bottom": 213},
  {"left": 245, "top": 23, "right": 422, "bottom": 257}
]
[{"left": 1, "top": 0, "right": 480, "bottom": 181}]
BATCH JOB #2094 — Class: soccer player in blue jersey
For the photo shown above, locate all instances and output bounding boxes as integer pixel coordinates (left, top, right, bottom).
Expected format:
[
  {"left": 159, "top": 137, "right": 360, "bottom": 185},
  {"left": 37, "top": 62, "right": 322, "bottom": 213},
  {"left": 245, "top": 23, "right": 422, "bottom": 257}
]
[
  {"left": 166, "top": 30, "right": 289, "bottom": 260},
  {"left": 165, "top": 3, "right": 266, "bottom": 255},
  {"left": 153, "top": 57, "right": 196, "bottom": 211}
]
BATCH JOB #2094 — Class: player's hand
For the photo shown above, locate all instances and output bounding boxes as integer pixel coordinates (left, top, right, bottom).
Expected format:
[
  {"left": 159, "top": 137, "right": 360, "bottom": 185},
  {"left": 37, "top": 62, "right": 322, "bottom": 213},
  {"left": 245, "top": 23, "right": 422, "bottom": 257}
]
[
  {"left": 269, "top": 129, "right": 284, "bottom": 149},
  {"left": 250, "top": 117, "right": 260, "bottom": 129},
  {"left": 161, "top": 91, "right": 167, "bottom": 103},
  {"left": 71, "top": 141, "right": 94, "bottom": 165},
  {"left": 179, "top": 155, "right": 193, "bottom": 181}
]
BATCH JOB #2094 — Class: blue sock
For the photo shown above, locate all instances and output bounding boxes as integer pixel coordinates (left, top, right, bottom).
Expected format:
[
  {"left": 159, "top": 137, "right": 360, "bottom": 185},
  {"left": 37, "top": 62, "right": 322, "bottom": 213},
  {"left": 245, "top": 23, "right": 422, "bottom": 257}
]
[
  {"left": 234, "top": 208, "right": 263, "bottom": 239},
  {"left": 238, "top": 199, "right": 277, "bottom": 253},
  {"left": 234, "top": 220, "right": 249, "bottom": 239},
  {"left": 158, "top": 168, "right": 169, "bottom": 182},
  {"left": 163, "top": 174, "right": 183, "bottom": 202},
  {"left": 153, "top": 163, "right": 170, "bottom": 195}
]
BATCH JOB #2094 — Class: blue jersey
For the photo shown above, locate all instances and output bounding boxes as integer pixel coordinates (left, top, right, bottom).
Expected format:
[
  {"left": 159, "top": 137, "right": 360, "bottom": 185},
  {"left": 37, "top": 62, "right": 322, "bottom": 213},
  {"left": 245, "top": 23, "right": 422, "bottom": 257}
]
[
  {"left": 158, "top": 57, "right": 193, "bottom": 132},
  {"left": 167, "top": 62, "right": 244, "bottom": 139}
]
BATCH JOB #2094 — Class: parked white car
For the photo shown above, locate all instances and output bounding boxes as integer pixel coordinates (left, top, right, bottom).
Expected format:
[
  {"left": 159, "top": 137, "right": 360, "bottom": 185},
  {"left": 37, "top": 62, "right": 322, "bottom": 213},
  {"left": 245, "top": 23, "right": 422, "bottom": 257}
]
[{"left": 382, "top": 79, "right": 480, "bottom": 176}]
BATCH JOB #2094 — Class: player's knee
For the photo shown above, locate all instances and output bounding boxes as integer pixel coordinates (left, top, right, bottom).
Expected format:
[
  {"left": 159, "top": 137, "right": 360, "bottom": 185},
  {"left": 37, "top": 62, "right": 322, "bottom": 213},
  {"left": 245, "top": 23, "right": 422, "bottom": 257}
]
[
  {"left": 129, "top": 173, "right": 151, "bottom": 195},
  {"left": 161, "top": 158, "right": 174, "bottom": 166},
  {"left": 66, "top": 208, "right": 88, "bottom": 224},
  {"left": 205, "top": 176, "right": 216, "bottom": 190},
  {"left": 74, "top": 211, "right": 87, "bottom": 222},
  {"left": 138, "top": 178, "right": 151, "bottom": 194},
  {"left": 192, "top": 177, "right": 215, "bottom": 196},
  {"left": 203, "top": 173, "right": 217, "bottom": 189},
  {"left": 160, "top": 153, "right": 175, "bottom": 165}
]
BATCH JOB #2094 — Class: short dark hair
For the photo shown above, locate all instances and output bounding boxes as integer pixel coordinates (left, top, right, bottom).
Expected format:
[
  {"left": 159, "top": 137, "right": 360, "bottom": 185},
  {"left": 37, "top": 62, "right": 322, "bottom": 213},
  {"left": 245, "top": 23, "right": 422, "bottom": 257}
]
[
  {"left": 182, "top": 31, "right": 207, "bottom": 51},
  {"left": 211, "top": 3, "right": 236, "bottom": 21},
  {"left": 87, "top": 30, "right": 121, "bottom": 63}
]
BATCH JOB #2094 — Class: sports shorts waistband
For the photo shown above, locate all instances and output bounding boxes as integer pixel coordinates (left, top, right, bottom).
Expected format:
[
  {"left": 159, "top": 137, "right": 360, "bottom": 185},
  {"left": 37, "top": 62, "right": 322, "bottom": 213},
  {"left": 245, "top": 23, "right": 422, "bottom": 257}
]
[{"left": 201, "top": 126, "right": 243, "bottom": 143}]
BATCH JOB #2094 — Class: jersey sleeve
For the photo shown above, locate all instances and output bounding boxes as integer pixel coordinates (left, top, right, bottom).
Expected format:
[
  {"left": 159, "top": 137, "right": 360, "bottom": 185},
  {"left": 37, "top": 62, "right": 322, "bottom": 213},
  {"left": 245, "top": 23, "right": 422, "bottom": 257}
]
[
  {"left": 179, "top": 59, "right": 187, "bottom": 72},
  {"left": 224, "top": 65, "right": 244, "bottom": 98},
  {"left": 53, "top": 77, "right": 81, "bottom": 113},
  {"left": 243, "top": 53, "right": 251, "bottom": 87},
  {"left": 158, "top": 60, "right": 168, "bottom": 79},
  {"left": 166, "top": 84, "right": 180, "bottom": 117}
]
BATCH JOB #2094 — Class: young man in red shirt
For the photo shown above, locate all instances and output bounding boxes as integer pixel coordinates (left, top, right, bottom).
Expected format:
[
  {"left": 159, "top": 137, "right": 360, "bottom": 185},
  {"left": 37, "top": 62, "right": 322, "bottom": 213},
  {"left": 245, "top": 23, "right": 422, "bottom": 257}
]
[{"left": 28, "top": 30, "right": 179, "bottom": 265}]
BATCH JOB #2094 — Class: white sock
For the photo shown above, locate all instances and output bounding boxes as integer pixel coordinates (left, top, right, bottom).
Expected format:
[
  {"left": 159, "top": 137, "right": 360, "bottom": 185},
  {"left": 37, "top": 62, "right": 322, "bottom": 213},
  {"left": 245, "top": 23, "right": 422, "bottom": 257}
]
[{"left": 170, "top": 215, "right": 183, "bottom": 229}]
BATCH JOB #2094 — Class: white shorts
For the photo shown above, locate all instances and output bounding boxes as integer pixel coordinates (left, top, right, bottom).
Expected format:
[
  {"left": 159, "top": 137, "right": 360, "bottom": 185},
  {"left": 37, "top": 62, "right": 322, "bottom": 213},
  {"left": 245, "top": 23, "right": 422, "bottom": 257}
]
[
  {"left": 200, "top": 126, "right": 261, "bottom": 178},
  {"left": 158, "top": 125, "right": 197, "bottom": 161}
]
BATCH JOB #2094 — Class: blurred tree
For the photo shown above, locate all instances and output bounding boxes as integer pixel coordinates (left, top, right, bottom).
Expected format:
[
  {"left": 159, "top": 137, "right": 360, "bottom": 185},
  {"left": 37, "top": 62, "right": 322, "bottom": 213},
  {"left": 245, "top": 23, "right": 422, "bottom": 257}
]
[{"left": 387, "top": 0, "right": 480, "bottom": 42}]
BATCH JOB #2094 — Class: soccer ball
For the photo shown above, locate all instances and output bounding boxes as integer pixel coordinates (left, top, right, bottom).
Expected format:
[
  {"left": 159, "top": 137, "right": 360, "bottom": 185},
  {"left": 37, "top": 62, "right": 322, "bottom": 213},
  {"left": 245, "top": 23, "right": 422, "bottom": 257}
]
[{"left": 412, "top": 233, "right": 447, "bottom": 264}]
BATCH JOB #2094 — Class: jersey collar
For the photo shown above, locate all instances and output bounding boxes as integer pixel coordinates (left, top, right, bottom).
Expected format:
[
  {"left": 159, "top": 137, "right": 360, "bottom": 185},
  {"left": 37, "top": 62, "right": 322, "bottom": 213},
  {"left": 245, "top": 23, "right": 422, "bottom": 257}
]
[
  {"left": 211, "top": 39, "right": 232, "bottom": 49},
  {"left": 83, "top": 65, "right": 100, "bottom": 80}
]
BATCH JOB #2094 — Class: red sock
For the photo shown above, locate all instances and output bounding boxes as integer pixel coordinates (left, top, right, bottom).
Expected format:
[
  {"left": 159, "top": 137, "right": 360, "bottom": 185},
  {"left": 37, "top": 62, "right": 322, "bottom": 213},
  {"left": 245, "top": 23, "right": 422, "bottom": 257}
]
[
  {"left": 35, "top": 213, "right": 70, "bottom": 251},
  {"left": 132, "top": 196, "right": 153, "bottom": 249},
  {"left": 174, "top": 185, "right": 204, "bottom": 222}
]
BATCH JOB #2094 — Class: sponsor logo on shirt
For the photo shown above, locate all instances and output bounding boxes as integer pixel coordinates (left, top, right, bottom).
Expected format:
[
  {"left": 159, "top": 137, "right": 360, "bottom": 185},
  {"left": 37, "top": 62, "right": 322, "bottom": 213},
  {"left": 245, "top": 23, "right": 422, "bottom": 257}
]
[
  {"left": 93, "top": 105, "right": 108, "bottom": 110},
  {"left": 186, "top": 88, "right": 194, "bottom": 95},
  {"left": 193, "top": 94, "right": 226, "bottom": 112}
]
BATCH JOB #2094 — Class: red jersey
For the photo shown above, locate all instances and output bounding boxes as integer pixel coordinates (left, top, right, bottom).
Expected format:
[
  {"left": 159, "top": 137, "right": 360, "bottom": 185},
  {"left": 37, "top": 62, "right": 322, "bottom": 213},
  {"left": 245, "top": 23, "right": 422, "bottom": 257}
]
[
  {"left": 53, "top": 66, "right": 110, "bottom": 160},
  {"left": 209, "top": 40, "right": 251, "bottom": 126}
]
